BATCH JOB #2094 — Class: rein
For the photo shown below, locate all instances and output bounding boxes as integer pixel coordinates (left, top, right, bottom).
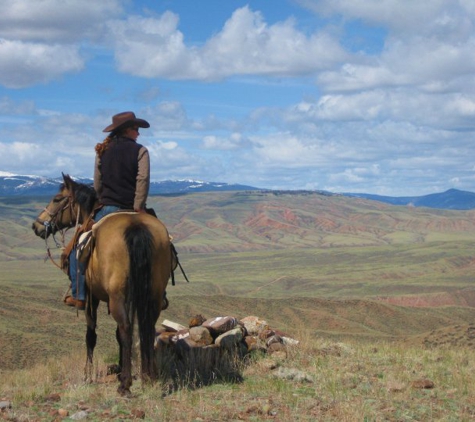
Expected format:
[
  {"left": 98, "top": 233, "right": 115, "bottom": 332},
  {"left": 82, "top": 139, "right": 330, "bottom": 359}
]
[
  {"left": 170, "top": 243, "right": 190, "bottom": 286},
  {"left": 39, "top": 195, "right": 80, "bottom": 269}
]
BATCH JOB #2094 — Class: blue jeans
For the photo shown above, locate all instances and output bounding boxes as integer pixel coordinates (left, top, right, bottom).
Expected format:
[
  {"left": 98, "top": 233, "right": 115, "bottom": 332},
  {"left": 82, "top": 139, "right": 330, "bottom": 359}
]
[
  {"left": 69, "top": 251, "right": 86, "bottom": 300},
  {"left": 69, "top": 205, "right": 121, "bottom": 300},
  {"left": 93, "top": 205, "right": 121, "bottom": 221}
]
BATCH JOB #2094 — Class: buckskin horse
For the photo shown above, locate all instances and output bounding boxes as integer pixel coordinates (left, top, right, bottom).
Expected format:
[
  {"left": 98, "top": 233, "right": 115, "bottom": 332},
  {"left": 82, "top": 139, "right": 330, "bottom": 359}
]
[{"left": 32, "top": 174, "right": 172, "bottom": 395}]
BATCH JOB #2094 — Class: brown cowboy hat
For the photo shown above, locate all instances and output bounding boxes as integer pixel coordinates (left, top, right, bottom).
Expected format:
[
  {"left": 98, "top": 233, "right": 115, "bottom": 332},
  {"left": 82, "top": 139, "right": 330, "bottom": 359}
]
[{"left": 102, "top": 111, "right": 150, "bottom": 133}]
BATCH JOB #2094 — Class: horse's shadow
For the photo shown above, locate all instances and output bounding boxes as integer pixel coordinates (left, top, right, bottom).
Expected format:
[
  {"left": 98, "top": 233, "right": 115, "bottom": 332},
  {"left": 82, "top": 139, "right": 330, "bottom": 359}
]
[{"left": 155, "top": 344, "right": 246, "bottom": 396}]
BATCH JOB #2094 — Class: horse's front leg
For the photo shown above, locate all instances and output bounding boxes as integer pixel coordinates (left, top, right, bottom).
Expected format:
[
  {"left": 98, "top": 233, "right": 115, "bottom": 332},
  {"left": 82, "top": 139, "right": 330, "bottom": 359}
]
[{"left": 84, "top": 296, "right": 99, "bottom": 383}]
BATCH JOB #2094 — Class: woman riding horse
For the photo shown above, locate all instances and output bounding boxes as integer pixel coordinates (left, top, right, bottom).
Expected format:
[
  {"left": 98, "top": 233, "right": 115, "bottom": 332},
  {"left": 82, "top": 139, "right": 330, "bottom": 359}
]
[
  {"left": 66, "top": 111, "right": 153, "bottom": 310},
  {"left": 32, "top": 174, "right": 172, "bottom": 395},
  {"left": 32, "top": 111, "right": 172, "bottom": 395}
]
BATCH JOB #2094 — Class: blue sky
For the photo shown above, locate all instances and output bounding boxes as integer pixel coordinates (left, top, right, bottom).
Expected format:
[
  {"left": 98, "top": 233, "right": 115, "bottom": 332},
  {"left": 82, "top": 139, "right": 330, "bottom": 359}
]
[{"left": 1, "top": 0, "right": 475, "bottom": 196}]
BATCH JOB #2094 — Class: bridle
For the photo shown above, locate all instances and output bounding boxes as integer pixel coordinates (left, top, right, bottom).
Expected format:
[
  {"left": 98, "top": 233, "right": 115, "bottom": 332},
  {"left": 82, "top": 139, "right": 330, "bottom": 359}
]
[{"left": 36, "top": 193, "right": 79, "bottom": 268}]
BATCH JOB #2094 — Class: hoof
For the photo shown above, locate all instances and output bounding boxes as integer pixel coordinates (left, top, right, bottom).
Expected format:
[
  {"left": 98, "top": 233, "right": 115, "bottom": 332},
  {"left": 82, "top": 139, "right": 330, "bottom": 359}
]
[{"left": 117, "top": 386, "right": 132, "bottom": 397}]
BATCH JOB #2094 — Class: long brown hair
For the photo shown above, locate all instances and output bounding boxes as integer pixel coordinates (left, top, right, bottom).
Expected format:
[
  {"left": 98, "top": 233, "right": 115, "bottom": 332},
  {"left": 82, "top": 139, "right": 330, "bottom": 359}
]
[
  {"left": 95, "top": 135, "right": 114, "bottom": 157},
  {"left": 95, "top": 125, "right": 133, "bottom": 157}
]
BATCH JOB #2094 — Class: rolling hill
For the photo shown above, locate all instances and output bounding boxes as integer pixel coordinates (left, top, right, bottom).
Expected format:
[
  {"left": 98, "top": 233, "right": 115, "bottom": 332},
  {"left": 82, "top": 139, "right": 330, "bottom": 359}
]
[{"left": 2, "top": 190, "right": 475, "bottom": 371}]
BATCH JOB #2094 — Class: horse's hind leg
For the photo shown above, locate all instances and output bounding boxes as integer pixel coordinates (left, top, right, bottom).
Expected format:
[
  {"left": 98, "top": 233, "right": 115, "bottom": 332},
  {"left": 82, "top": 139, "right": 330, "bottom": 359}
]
[
  {"left": 111, "top": 301, "right": 133, "bottom": 396},
  {"left": 84, "top": 296, "right": 99, "bottom": 382},
  {"left": 115, "top": 326, "right": 122, "bottom": 374},
  {"left": 116, "top": 321, "right": 133, "bottom": 395},
  {"left": 141, "top": 306, "right": 160, "bottom": 383}
]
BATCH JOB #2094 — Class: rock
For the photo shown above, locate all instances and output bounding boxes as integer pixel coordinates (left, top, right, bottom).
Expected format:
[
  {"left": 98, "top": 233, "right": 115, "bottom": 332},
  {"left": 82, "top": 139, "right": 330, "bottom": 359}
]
[
  {"left": 189, "top": 326, "right": 213, "bottom": 346},
  {"left": 412, "top": 379, "right": 435, "bottom": 389},
  {"left": 155, "top": 314, "right": 298, "bottom": 373},
  {"left": 267, "top": 342, "right": 286, "bottom": 354},
  {"left": 70, "top": 410, "right": 88, "bottom": 420},
  {"left": 258, "top": 329, "right": 275, "bottom": 341},
  {"left": 215, "top": 327, "right": 244, "bottom": 349},
  {"left": 174, "top": 336, "right": 201, "bottom": 356},
  {"left": 156, "top": 331, "right": 178, "bottom": 347},
  {"left": 203, "top": 316, "right": 238, "bottom": 335},
  {"left": 244, "top": 335, "right": 268, "bottom": 353},
  {"left": 130, "top": 409, "right": 146, "bottom": 419},
  {"left": 282, "top": 336, "right": 299, "bottom": 346},
  {"left": 0, "top": 401, "right": 12, "bottom": 410},
  {"left": 58, "top": 408, "right": 69, "bottom": 417},
  {"left": 189, "top": 314, "right": 207, "bottom": 327},
  {"left": 266, "top": 334, "right": 283, "bottom": 347},
  {"left": 244, "top": 335, "right": 257, "bottom": 349},
  {"left": 273, "top": 367, "right": 314, "bottom": 383},
  {"left": 162, "top": 319, "right": 186, "bottom": 332},
  {"left": 240, "top": 316, "right": 268, "bottom": 335},
  {"left": 171, "top": 329, "right": 190, "bottom": 343},
  {"left": 247, "top": 343, "right": 267, "bottom": 353}
]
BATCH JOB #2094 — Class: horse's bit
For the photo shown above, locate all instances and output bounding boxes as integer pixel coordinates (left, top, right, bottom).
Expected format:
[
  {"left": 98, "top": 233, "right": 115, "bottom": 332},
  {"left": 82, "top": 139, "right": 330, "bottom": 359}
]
[{"left": 37, "top": 194, "right": 78, "bottom": 266}]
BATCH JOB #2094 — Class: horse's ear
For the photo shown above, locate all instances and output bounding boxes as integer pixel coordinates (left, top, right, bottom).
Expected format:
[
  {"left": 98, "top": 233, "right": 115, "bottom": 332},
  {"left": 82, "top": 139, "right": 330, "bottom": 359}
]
[{"left": 62, "top": 173, "right": 73, "bottom": 190}]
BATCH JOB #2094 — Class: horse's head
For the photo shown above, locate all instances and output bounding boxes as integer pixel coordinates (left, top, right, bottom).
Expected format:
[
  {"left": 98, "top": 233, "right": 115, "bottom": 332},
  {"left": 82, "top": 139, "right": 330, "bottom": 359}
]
[{"left": 31, "top": 173, "right": 79, "bottom": 239}]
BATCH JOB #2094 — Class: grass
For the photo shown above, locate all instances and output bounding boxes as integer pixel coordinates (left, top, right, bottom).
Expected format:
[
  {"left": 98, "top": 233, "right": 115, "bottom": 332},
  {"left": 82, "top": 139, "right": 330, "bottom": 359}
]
[
  {"left": 166, "top": 240, "right": 475, "bottom": 299},
  {"left": 2, "top": 333, "right": 475, "bottom": 420},
  {"left": 2, "top": 192, "right": 475, "bottom": 419},
  {"left": 3, "top": 240, "right": 475, "bottom": 372}
]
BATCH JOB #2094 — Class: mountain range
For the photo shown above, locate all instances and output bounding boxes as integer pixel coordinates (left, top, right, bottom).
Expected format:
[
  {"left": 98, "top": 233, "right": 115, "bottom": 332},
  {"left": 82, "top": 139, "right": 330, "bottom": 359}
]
[
  {"left": 0, "top": 172, "right": 259, "bottom": 196},
  {"left": 1, "top": 172, "right": 475, "bottom": 210},
  {"left": 344, "top": 188, "right": 475, "bottom": 210}
]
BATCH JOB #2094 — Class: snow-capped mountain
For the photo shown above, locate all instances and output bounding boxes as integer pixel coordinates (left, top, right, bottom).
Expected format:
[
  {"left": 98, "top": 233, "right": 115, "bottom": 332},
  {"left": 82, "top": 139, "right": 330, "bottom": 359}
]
[
  {"left": 0, "top": 173, "right": 260, "bottom": 196},
  {"left": 1, "top": 172, "right": 475, "bottom": 210},
  {"left": 0, "top": 173, "right": 66, "bottom": 196}
]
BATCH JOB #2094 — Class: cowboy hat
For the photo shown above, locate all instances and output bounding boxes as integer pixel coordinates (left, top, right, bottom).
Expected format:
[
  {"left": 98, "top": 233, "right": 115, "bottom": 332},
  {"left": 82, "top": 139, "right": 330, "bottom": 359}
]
[{"left": 102, "top": 111, "right": 150, "bottom": 133}]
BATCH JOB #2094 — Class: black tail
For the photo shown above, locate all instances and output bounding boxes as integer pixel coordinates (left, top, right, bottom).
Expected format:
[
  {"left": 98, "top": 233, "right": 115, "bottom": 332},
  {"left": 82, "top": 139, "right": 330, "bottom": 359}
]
[{"left": 124, "top": 222, "right": 157, "bottom": 379}]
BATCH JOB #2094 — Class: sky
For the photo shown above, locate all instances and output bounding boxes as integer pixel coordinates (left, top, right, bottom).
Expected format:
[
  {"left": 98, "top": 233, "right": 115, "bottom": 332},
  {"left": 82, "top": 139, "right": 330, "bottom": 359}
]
[{"left": 1, "top": 0, "right": 475, "bottom": 196}]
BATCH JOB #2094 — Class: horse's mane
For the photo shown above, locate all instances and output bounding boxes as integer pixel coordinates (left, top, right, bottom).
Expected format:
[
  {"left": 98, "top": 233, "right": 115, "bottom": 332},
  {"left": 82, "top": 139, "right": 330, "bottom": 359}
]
[{"left": 61, "top": 180, "right": 97, "bottom": 215}]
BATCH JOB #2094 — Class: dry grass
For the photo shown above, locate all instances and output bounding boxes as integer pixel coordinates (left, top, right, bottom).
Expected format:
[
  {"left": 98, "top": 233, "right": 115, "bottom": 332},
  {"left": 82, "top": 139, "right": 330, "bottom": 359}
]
[
  {"left": 3, "top": 193, "right": 475, "bottom": 419},
  {"left": 2, "top": 331, "right": 475, "bottom": 421}
]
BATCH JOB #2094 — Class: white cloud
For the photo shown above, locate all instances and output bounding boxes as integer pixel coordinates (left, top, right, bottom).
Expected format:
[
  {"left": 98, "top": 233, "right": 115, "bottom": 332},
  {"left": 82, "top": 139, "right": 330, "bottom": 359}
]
[
  {"left": 299, "top": 0, "right": 475, "bottom": 101},
  {"left": 0, "top": 141, "right": 47, "bottom": 174},
  {"left": 0, "top": 0, "right": 123, "bottom": 42},
  {"left": 109, "top": 6, "right": 348, "bottom": 80},
  {"left": 0, "top": 0, "right": 124, "bottom": 88},
  {"left": 143, "top": 102, "right": 191, "bottom": 131},
  {"left": 281, "top": 88, "right": 475, "bottom": 132},
  {"left": 146, "top": 140, "right": 214, "bottom": 180},
  {"left": 0, "top": 40, "right": 84, "bottom": 89},
  {"left": 297, "top": 0, "right": 475, "bottom": 36},
  {"left": 1, "top": 2, "right": 475, "bottom": 196},
  {"left": 318, "top": 36, "right": 475, "bottom": 96},
  {"left": 201, "top": 133, "right": 249, "bottom": 150}
]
